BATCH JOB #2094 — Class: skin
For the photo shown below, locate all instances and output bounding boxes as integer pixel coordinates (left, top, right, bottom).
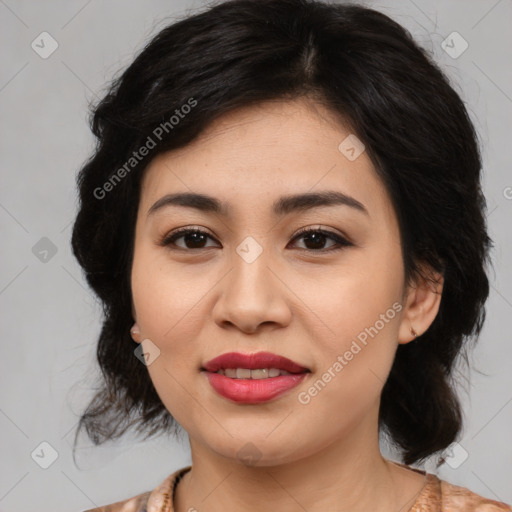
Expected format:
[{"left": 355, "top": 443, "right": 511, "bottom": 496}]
[{"left": 130, "top": 97, "right": 444, "bottom": 512}]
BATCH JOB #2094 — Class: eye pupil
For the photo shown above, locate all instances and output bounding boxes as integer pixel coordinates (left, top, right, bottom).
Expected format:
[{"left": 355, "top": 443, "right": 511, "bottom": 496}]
[
  {"left": 186, "top": 232, "right": 207, "bottom": 248},
  {"left": 304, "top": 232, "right": 326, "bottom": 249}
]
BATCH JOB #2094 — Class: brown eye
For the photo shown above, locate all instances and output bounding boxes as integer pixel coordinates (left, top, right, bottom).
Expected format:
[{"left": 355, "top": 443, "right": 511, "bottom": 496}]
[
  {"left": 161, "top": 228, "right": 220, "bottom": 250},
  {"left": 290, "top": 227, "right": 353, "bottom": 252}
]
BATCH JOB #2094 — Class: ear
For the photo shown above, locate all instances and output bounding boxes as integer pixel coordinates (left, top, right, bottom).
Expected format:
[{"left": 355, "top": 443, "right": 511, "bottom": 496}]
[{"left": 397, "top": 265, "right": 444, "bottom": 344}]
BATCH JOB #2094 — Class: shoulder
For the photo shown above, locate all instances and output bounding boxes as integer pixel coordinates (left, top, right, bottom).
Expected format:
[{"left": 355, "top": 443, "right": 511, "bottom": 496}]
[
  {"left": 82, "top": 490, "right": 150, "bottom": 512},
  {"left": 410, "top": 471, "right": 511, "bottom": 512},
  {"left": 80, "top": 465, "right": 191, "bottom": 512},
  {"left": 439, "top": 477, "right": 512, "bottom": 511}
]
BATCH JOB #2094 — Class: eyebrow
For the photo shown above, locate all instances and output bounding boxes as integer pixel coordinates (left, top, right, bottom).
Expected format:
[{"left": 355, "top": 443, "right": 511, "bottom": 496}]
[{"left": 147, "top": 191, "right": 369, "bottom": 218}]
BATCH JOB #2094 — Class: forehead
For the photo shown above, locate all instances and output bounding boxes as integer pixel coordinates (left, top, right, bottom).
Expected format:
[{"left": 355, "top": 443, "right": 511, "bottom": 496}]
[{"left": 138, "top": 99, "right": 394, "bottom": 222}]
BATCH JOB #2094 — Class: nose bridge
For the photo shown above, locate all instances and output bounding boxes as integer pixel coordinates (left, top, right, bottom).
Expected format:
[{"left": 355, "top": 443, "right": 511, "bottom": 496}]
[
  {"left": 230, "top": 235, "right": 274, "bottom": 302},
  {"left": 213, "top": 235, "right": 290, "bottom": 331}
]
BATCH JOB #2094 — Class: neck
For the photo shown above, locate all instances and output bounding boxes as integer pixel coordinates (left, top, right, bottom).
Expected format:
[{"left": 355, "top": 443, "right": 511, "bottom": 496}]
[{"left": 173, "top": 410, "right": 426, "bottom": 512}]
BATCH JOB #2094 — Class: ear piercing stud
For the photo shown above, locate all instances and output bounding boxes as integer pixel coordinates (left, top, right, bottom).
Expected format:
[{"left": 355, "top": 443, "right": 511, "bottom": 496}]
[{"left": 131, "top": 323, "right": 141, "bottom": 341}]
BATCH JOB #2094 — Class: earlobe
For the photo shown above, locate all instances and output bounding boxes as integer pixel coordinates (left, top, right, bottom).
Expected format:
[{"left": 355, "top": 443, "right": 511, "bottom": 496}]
[
  {"left": 398, "top": 269, "right": 444, "bottom": 345},
  {"left": 130, "top": 322, "right": 142, "bottom": 343}
]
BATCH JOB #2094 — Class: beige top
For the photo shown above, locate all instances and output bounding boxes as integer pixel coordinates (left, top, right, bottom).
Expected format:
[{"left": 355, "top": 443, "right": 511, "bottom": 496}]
[{"left": 84, "top": 463, "right": 512, "bottom": 512}]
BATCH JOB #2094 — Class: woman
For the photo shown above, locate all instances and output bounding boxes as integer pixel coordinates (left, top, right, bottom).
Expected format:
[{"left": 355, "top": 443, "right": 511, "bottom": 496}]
[{"left": 71, "top": 0, "right": 511, "bottom": 510}]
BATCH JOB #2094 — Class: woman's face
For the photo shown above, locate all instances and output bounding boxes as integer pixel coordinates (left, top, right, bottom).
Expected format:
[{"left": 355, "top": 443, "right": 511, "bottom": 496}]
[{"left": 131, "top": 98, "right": 432, "bottom": 466}]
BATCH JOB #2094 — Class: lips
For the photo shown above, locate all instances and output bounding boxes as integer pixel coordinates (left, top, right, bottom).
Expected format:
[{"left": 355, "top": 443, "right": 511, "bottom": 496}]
[{"left": 202, "top": 351, "right": 310, "bottom": 374}]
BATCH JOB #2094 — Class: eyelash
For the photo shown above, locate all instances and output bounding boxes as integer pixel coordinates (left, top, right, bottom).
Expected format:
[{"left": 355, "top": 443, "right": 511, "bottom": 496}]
[{"left": 159, "top": 226, "right": 353, "bottom": 253}]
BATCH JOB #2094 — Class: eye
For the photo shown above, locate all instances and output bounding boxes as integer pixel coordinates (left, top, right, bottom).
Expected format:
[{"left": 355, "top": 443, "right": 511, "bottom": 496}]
[
  {"left": 289, "top": 226, "right": 353, "bottom": 252},
  {"left": 159, "top": 227, "right": 220, "bottom": 250},
  {"left": 159, "top": 226, "right": 353, "bottom": 252}
]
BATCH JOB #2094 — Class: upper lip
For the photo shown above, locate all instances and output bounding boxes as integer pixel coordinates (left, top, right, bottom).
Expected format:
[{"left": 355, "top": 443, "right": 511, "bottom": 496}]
[{"left": 202, "top": 351, "right": 310, "bottom": 374}]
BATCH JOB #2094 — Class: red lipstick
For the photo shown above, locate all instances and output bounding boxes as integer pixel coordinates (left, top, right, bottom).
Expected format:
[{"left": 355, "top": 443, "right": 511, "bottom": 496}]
[{"left": 201, "top": 351, "right": 310, "bottom": 404}]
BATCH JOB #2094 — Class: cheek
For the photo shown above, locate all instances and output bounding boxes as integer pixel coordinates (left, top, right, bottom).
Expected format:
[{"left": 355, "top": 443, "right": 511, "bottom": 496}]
[
  {"left": 294, "top": 285, "right": 401, "bottom": 435},
  {"left": 131, "top": 244, "right": 211, "bottom": 341},
  {"left": 130, "top": 246, "right": 214, "bottom": 407},
  {"left": 301, "top": 248, "right": 403, "bottom": 384},
  {"left": 131, "top": 250, "right": 204, "bottom": 421}
]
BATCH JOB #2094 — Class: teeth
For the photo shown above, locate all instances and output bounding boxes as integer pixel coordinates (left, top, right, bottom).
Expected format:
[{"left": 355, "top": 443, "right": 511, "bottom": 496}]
[{"left": 215, "top": 368, "right": 292, "bottom": 379}]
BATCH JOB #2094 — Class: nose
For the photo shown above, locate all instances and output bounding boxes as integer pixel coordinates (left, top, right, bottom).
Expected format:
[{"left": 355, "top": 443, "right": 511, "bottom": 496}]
[{"left": 212, "top": 244, "right": 292, "bottom": 334}]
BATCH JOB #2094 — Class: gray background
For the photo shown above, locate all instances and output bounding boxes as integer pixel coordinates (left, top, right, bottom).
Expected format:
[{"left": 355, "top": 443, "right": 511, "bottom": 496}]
[{"left": 1, "top": 0, "right": 511, "bottom": 510}]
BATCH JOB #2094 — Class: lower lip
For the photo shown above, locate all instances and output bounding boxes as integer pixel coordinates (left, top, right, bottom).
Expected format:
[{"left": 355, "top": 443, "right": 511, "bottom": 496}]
[{"left": 202, "top": 371, "right": 309, "bottom": 403}]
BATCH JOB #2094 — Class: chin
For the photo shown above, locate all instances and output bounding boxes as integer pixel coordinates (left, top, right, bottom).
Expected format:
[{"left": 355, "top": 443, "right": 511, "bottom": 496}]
[{"left": 206, "top": 436, "right": 310, "bottom": 468}]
